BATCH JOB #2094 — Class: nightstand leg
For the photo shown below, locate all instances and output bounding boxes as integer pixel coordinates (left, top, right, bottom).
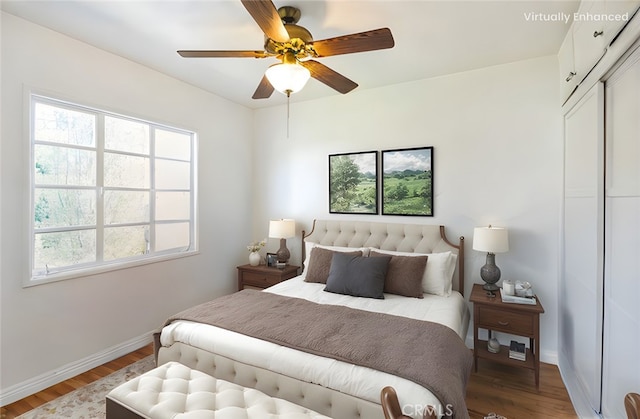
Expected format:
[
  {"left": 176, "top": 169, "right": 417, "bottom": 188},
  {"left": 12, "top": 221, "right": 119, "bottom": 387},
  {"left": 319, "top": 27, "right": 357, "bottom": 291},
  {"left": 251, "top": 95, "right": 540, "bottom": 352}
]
[
  {"left": 532, "top": 329, "right": 540, "bottom": 389},
  {"left": 534, "top": 337, "right": 540, "bottom": 389}
]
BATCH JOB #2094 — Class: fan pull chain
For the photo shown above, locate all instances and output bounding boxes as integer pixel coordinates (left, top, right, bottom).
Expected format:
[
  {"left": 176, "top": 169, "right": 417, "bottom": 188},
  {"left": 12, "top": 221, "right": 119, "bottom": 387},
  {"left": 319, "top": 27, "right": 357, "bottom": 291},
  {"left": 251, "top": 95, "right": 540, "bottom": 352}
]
[{"left": 286, "top": 89, "right": 292, "bottom": 138}]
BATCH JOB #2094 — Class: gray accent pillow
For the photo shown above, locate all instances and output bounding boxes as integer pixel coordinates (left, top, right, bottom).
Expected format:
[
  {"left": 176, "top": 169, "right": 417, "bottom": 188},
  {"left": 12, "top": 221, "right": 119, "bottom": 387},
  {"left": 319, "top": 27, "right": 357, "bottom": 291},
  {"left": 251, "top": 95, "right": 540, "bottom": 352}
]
[
  {"left": 304, "top": 247, "right": 363, "bottom": 284},
  {"left": 324, "top": 252, "right": 391, "bottom": 299},
  {"left": 370, "top": 250, "right": 427, "bottom": 298}
]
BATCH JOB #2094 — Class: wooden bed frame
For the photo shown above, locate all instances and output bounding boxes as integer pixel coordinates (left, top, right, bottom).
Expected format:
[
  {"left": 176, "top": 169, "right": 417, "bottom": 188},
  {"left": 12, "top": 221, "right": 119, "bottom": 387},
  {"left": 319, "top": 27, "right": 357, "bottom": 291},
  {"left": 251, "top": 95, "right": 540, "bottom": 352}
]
[{"left": 156, "top": 219, "right": 467, "bottom": 419}]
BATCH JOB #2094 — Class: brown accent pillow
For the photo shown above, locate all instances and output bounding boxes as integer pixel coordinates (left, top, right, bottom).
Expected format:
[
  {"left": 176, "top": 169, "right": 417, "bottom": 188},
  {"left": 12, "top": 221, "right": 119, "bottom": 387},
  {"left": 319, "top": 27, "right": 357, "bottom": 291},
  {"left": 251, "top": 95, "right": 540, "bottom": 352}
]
[
  {"left": 304, "top": 247, "right": 363, "bottom": 284},
  {"left": 370, "top": 250, "right": 428, "bottom": 298}
]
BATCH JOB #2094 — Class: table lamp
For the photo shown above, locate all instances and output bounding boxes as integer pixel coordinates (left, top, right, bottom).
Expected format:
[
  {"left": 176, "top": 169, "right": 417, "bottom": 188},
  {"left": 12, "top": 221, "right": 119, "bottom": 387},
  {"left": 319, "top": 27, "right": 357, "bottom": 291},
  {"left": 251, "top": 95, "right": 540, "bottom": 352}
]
[
  {"left": 269, "top": 219, "right": 295, "bottom": 265},
  {"left": 473, "top": 225, "right": 509, "bottom": 291}
]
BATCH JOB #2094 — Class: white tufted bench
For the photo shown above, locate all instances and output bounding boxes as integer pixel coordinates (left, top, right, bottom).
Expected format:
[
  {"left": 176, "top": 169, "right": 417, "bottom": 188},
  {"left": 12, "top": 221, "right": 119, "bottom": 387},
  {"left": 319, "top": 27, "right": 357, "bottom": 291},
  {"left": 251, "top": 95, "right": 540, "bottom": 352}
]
[{"left": 106, "top": 361, "right": 332, "bottom": 419}]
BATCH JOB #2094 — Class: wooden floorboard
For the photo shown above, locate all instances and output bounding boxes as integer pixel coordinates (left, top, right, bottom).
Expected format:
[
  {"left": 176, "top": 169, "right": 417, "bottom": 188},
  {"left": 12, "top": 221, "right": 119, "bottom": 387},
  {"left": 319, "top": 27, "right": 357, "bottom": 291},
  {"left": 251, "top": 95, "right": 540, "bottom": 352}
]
[
  {"left": 466, "top": 359, "right": 577, "bottom": 418},
  {"left": 0, "top": 344, "right": 153, "bottom": 419},
  {"left": 1, "top": 345, "right": 575, "bottom": 419}
]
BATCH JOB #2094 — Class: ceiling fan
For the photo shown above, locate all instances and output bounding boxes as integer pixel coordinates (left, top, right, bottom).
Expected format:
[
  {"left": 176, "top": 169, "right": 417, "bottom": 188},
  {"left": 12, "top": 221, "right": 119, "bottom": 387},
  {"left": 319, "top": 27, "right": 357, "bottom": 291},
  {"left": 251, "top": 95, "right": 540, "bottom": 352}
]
[{"left": 177, "top": 0, "right": 395, "bottom": 99}]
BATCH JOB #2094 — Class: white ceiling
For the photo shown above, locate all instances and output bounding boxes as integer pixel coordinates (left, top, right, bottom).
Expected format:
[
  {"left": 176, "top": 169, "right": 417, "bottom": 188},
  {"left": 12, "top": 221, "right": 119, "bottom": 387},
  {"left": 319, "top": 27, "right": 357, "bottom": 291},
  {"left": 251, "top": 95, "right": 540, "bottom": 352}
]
[{"left": 1, "top": 0, "right": 579, "bottom": 109}]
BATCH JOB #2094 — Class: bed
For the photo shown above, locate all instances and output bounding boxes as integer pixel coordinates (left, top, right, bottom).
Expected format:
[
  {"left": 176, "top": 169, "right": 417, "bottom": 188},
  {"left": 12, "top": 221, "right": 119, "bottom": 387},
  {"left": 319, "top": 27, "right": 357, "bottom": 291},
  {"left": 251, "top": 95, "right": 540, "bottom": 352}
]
[{"left": 155, "top": 219, "right": 472, "bottom": 419}]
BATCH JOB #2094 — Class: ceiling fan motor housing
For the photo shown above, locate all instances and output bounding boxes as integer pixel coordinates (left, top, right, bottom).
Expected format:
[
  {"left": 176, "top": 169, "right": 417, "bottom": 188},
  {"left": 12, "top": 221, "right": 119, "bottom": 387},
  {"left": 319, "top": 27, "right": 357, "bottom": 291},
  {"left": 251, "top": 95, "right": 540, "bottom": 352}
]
[{"left": 264, "top": 6, "right": 314, "bottom": 57}]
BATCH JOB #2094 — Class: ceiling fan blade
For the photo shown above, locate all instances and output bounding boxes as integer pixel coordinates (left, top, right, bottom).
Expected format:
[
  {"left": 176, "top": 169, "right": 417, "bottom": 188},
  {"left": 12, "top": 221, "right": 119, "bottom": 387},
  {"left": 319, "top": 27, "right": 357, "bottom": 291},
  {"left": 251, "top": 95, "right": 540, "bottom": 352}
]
[
  {"left": 252, "top": 75, "right": 275, "bottom": 99},
  {"left": 310, "top": 28, "right": 395, "bottom": 57},
  {"left": 301, "top": 60, "right": 358, "bottom": 94},
  {"left": 178, "top": 50, "right": 268, "bottom": 58},
  {"left": 241, "top": 0, "right": 289, "bottom": 43}
]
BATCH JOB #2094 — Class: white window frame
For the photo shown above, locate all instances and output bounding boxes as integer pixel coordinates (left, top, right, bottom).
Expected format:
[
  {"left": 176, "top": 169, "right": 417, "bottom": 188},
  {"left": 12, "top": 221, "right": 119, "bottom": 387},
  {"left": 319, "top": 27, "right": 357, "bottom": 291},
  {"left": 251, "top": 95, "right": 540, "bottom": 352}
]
[{"left": 28, "top": 93, "right": 198, "bottom": 286}]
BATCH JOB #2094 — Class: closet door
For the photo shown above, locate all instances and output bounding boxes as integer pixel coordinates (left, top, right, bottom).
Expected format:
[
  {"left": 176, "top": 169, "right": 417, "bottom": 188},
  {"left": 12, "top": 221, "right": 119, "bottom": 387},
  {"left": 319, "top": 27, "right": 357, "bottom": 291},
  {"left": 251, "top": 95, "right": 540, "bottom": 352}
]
[
  {"left": 561, "top": 82, "right": 605, "bottom": 413},
  {"left": 602, "top": 43, "right": 640, "bottom": 418}
]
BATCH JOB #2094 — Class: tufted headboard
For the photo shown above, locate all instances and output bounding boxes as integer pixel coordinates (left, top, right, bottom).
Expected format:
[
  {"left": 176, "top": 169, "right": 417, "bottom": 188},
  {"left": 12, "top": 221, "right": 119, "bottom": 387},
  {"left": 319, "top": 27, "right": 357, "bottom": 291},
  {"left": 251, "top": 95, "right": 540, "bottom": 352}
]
[{"left": 302, "top": 219, "right": 465, "bottom": 296}]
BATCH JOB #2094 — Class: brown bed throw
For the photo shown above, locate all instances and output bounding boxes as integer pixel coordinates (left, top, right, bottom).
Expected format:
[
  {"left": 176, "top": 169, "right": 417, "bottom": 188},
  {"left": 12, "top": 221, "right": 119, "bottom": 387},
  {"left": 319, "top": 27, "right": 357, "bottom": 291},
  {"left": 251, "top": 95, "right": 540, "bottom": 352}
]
[{"left": 162, "top": 290, "right": 473, "bottom": 419}]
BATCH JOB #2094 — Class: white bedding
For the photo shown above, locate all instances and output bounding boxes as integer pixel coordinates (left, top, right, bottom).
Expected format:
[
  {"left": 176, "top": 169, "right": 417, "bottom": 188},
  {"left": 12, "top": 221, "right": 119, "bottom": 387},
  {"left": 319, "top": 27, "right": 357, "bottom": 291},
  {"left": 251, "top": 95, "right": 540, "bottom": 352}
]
[
  {"left": 266, "top": 276, "right": 469, "bottom": 339},
  {"left": 160, "top": 275, "right": 470, "bottom": 419}
]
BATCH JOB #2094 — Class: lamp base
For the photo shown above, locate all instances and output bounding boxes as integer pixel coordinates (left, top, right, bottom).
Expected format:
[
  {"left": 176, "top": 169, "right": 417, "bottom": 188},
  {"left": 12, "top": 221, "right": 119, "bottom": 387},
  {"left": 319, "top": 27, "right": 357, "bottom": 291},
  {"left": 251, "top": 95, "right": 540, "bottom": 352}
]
[
  {"left": 276, "top": 238, "right": 290, "bottom": 264},
  {"left": 482, "top": 283, "right": 500, "bottom": 292},
  {"left": 480, "top": 253, "right": 501, "bottom": 293}
]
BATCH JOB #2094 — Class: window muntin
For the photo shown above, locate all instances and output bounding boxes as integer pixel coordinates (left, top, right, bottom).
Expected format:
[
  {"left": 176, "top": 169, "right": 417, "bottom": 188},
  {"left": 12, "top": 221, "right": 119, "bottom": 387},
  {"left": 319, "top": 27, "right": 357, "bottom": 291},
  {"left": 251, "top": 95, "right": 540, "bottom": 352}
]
[{"left": 31, "top": 94, "right": 197, "bottom": 281}]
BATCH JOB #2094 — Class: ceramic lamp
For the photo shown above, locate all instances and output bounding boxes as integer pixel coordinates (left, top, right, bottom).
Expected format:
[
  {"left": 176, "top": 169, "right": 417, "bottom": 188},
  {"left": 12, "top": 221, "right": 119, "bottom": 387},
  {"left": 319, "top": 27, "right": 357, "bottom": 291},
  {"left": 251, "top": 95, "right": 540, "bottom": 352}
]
[{"left": 473, "top": 226, "right": 509, "bottom": 292}]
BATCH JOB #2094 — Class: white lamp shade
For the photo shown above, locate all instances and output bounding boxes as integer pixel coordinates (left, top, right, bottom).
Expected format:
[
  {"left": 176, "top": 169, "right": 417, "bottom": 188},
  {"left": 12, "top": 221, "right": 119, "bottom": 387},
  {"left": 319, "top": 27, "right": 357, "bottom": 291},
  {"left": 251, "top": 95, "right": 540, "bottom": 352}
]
[
  {"left": 473, "top": 226, "right": 509, "bottom": 253},
  {"left": 265, "top": 63, "right": 310, "bottom": 95},
  {"left": 269, "top": 219, "right": 296, "bottom": 239}
]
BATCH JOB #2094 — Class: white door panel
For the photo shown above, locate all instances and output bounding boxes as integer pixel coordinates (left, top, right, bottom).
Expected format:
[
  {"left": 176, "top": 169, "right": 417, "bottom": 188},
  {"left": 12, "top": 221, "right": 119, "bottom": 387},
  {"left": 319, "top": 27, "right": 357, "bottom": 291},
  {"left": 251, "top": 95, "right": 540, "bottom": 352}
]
[
  {"left": 562, "top": 82, "right": 605, "bottom": 413},
  {"left": 602, "top": 43, "right": 640, "bottom": 418}
]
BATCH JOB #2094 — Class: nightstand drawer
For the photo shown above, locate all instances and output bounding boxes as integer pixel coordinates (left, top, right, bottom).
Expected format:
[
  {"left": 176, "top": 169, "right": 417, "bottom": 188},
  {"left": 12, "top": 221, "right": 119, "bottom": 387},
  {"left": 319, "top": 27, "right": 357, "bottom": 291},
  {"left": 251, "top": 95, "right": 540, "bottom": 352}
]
[
  {"left": 477, "top": 306, "right": 534, "bottom": 335},
  {"left": 242, "top": 271, "right": 281, "bottom": 287},
  {"left": 237, "top": 264, "right": 299, "bottom": 291}
]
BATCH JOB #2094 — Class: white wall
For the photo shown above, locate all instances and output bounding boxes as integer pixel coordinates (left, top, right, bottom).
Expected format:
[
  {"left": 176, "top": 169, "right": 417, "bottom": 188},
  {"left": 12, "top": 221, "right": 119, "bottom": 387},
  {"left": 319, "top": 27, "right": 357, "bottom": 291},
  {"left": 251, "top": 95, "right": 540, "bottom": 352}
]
[
  {"left": 0, "top": 12, "right": 253, "bottom": 402},
  {"left": 0, "top": 8, "right": 565, "bottom": 403},
  {"left": 252, "top": 55, "right": 563, "bottom": 362}
]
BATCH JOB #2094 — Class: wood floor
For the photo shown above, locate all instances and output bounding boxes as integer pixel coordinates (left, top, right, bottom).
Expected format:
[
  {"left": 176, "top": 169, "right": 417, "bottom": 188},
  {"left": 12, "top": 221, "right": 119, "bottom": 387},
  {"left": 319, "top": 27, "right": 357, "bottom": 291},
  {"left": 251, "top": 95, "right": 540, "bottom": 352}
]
[
  {"left": 1, "top": 346, "right": 575, "bottom": 419},
  {"left": 0, "top": 344, "right": 153, "bottom": 419},
  {"left": 467, "top": 359, "right": 577, "bottom": 418}
]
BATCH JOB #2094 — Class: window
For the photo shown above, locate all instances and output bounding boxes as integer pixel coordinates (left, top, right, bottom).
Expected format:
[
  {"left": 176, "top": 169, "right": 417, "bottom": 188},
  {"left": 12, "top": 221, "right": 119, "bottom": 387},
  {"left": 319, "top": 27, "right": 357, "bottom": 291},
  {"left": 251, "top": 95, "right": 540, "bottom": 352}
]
[{"left": 30, "top": 94, "right": 197, "bottom": 282}]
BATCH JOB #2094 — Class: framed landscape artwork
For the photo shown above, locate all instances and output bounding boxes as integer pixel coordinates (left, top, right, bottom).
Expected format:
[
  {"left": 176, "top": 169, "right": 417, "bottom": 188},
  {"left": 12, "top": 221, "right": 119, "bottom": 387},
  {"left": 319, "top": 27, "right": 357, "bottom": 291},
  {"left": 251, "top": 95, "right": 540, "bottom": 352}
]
[
  {"left": 382, "top": 147, "right": 433, "bottom": 216},
  {"left": 329, "top": 151, "right": 378, "bottom": 214}
]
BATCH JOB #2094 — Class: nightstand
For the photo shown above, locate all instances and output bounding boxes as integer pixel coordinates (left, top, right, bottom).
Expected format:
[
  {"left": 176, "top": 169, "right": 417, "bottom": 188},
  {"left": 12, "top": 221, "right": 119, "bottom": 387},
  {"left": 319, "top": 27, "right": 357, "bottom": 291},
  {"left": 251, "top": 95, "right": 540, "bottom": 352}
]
[
  {"left": 237, "top": 264, "right": 300, "bottom": 291},
  {"left": 469, "top": 283, "right": 545, "bottom": 388}
]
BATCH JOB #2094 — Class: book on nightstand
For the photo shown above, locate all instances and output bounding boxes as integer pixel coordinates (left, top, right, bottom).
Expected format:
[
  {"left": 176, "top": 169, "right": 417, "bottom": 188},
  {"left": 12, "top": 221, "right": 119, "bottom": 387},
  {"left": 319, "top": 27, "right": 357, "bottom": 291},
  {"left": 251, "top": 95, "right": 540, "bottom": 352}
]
[{"left": 509, "top": 340, "right": 526, "bottom": 361}]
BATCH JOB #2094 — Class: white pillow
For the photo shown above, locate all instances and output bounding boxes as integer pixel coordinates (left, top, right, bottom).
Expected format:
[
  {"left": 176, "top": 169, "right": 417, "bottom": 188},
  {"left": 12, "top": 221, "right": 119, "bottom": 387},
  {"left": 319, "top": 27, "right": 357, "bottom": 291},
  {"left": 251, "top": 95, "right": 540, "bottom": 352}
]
[
  {"left": 317, "top": 244, "right": 371, "bottom": 256},
  {"left": 368, "top": 248, "right": 457, "bottom": 296},
  {"left": 442, "top": 253, "right": 457, "bottom": 295},
  {"left": 302, "top": 242, "right": 370, "bottom": 275}
]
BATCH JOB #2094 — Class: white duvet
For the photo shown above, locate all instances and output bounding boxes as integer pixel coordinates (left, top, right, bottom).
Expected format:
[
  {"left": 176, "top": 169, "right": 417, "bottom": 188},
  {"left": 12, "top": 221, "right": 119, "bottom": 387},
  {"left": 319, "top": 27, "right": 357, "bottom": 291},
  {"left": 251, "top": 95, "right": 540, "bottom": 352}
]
[{"left": 160, "top": 275, "right": 470, "bottom": 419}]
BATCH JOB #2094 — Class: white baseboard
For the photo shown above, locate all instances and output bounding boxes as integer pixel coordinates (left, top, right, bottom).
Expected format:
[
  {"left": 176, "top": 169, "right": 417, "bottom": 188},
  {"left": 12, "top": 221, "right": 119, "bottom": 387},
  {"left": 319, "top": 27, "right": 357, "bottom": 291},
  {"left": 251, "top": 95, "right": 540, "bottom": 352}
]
[
  {"left": 558, "top": 351, "right": 602, "bottom": 419},
  {"left": 0, "top": 331, "right": 153, "bottom": 407},
  {"left": 540, "top": 349, "right": 558, "bottom": 365}
]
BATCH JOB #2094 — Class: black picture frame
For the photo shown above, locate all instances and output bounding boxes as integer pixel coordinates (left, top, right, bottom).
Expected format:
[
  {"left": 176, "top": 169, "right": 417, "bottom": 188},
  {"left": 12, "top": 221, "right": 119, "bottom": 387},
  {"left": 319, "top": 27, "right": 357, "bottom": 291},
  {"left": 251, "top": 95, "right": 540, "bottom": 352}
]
[
  {"left": 381, "top": 147, "right": 433, "bottom": 216},
  {"left": 266, "top": 253, "right": 278, "bottom": 267},
  {"left": 329, "top": 151, "right": 378, "bottom": 214}
]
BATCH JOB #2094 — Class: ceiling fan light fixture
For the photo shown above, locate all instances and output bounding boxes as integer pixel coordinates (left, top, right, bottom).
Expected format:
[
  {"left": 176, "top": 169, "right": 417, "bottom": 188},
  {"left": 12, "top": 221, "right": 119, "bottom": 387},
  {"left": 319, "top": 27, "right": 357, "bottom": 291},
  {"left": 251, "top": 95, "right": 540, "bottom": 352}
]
[
  {"left": 265, "top": 61, "right": 310, "bottom": 97},
  {"left": 179, "top": 2, "right": 395, "bottom": 101}
]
